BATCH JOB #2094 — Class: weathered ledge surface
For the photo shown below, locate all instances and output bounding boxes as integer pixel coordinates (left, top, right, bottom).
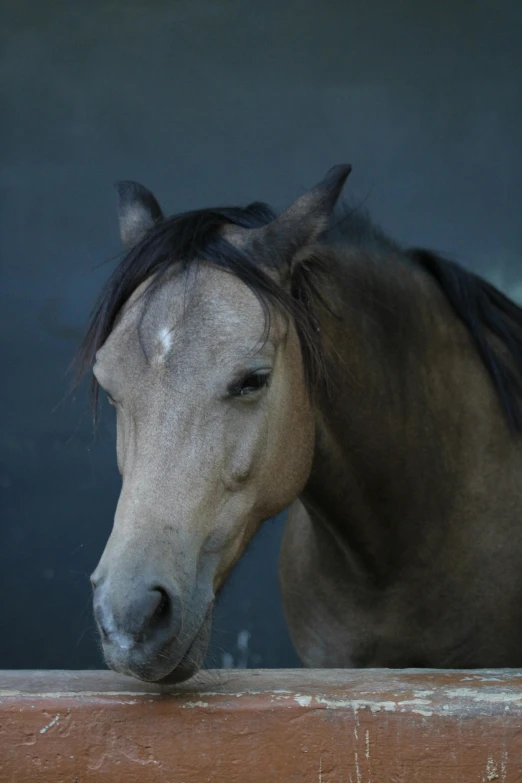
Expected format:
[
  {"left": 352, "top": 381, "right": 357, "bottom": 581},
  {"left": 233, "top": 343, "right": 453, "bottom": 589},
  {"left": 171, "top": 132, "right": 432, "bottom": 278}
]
[{"left": 1, "top": 668, "right": 521, "bottom": 781}]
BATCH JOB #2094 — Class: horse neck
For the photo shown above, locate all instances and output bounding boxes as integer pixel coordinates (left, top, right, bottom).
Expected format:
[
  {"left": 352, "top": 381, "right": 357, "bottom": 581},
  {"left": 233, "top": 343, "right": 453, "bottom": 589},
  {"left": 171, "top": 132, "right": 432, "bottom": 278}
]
[{"left": 301, "top": 246, "right": 493, "bottom": 582}]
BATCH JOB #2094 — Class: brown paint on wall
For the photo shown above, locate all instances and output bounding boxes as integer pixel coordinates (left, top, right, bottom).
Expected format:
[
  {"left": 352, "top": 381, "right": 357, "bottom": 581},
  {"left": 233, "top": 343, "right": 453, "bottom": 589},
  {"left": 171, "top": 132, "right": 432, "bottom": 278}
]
[{"left": 1, "top": 669, "right": 521, "bottom": 782}]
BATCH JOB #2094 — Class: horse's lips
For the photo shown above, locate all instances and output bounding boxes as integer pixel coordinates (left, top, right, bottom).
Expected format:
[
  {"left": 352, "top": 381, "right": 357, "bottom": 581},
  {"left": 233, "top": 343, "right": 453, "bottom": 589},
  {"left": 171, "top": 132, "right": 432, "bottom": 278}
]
[{"left": 135, "top": 602, "right": 214, "bottom": 684}]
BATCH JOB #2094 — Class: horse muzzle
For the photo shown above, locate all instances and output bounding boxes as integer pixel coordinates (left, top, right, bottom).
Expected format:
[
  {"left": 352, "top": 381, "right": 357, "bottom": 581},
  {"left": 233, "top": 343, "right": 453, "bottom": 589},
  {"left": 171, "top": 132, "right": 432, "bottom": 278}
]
[{"left": 91, "top": 570, "right": 213, "bottom": 683}]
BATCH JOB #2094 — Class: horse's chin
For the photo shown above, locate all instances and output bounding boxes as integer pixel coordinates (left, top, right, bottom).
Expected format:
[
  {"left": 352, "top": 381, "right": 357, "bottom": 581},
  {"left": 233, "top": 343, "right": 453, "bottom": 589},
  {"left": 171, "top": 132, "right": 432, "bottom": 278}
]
[
  {"left": 154, "top": 655, "right": 201, "bottom": 684},
  {"left": 154, "top": 623, "right": 211, "bottom": 684}
]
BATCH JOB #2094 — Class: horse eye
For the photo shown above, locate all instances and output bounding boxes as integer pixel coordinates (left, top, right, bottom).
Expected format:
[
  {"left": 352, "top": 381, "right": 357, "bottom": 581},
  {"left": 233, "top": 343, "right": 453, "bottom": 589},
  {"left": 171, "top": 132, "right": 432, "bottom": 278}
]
[
  {"left": 230, "top": 371, "right": 271, "bottom": 397},
  {"left": 106, "top": 394, "right": 117, "bottom": 407}
]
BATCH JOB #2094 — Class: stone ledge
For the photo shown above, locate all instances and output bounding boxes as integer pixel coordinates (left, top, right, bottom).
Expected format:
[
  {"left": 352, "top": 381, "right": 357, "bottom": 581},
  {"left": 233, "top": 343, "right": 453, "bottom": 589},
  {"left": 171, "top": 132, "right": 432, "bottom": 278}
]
[{"left": 1, "top": 669, "right": 521, "bottom": 781}]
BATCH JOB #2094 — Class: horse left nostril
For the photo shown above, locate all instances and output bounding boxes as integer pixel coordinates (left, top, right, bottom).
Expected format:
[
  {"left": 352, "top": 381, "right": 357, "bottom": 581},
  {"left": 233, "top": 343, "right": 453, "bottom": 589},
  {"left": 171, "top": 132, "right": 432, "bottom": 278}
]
[
  {"left": 152, "top": 587, "right": 170, "bottom": 622},
  {"left": 145, "top": 585, "right": 183, "bottom": 641},
  {"left": 93, "top": 581, "right": 183, "bottom": 647}
]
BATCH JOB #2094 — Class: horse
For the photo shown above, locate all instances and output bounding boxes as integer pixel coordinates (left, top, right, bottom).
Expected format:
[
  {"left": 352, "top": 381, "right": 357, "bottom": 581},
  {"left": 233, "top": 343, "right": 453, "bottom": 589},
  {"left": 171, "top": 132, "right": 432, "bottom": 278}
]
[{"left": 78, "top": 165, "right": 522, "bottom": 683}]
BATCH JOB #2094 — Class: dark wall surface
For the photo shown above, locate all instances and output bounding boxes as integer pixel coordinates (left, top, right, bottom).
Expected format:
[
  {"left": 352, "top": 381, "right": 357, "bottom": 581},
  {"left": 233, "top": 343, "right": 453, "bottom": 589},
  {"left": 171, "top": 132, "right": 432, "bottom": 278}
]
[{"left": 1, "top": 0, "right": 521, "bottom": 670}]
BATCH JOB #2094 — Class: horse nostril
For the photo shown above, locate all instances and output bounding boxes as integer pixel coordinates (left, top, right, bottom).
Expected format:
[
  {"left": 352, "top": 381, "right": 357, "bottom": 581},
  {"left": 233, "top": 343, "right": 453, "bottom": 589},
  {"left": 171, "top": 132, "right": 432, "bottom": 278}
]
[
  {"left": 146, "top": 585, "right": 183, "bottom": 641},
  {"left": 93, "top": 601, "right": 110, "bottom": 639},
  {"left": 93, "top": 582, "right": 182, "bottom": 646},
  {"left": 152, "top": 587, "right": 170, "bottom": 623},
  {"left": 90, "top": 569, "right": 105, "bottom": 591}
]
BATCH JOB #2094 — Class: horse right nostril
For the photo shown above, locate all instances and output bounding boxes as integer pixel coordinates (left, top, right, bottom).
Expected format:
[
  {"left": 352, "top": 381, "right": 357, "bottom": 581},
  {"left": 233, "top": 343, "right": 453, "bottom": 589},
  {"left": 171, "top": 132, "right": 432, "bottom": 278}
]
[{"left": 93, "top": 601, "right": 110, "bottom": 639}]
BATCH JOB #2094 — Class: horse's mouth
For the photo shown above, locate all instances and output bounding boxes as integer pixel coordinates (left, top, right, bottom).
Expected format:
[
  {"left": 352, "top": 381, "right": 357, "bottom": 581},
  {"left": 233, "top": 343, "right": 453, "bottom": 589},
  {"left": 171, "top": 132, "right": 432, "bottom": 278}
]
[
  {"left": 155, "top": 616, "right": 211, "bottom": 684},
  {"left": 103, "top": 603, "right": 214, "bottom": 685}
]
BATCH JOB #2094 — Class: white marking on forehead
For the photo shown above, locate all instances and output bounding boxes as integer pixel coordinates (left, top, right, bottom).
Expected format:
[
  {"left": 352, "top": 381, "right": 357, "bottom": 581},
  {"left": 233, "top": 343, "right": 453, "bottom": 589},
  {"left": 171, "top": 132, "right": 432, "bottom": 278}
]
[{"left": 156, "top": 326, "right": 174, "bottom": 363}]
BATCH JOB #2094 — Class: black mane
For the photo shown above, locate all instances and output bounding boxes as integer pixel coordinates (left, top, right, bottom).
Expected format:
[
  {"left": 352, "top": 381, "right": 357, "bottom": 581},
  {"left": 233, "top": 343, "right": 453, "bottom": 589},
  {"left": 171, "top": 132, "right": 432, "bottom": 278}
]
[
  {"left": 77, "top": 199, "right": 522, "bottom": 430},
  {"left": 409, "top": 248, "right": 522, "bottom": 431}
]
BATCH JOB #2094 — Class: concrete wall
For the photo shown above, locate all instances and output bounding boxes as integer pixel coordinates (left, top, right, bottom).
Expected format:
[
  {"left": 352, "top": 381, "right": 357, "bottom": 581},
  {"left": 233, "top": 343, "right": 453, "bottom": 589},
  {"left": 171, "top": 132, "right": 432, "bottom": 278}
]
[{"left": 1, "top": 0, "right": 521, "bottom": 670}]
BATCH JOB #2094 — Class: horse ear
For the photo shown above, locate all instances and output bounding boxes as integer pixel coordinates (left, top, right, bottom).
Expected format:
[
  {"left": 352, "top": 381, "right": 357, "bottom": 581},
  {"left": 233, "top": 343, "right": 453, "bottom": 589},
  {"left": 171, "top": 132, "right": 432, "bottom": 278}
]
[
  {"left": 115, "top": 180, "right": 164, "bottom": 251},
  {"left": 224, "top": 164, "right": 352, "bottom": 271}
]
